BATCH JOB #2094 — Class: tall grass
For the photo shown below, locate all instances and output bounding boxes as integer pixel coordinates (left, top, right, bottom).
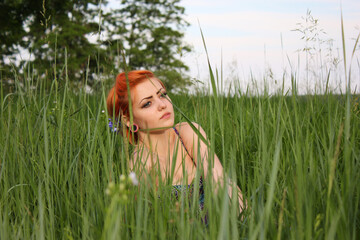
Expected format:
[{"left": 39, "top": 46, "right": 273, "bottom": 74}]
[
  {"left": 1, "top": 62, "right": 359, "bottom": 239},
  {"left": 1, "top": 18, "right": 360, "bottom": 238}
]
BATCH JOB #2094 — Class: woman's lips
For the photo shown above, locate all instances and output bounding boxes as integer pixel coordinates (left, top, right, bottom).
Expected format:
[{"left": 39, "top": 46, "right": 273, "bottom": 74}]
[{"left": 160, "top": 112, "right": 171, "bottom": 119}]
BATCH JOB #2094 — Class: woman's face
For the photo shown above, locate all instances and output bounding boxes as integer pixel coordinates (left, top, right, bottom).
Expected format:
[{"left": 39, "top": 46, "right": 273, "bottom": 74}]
[{"left": 129, "top": 77, "right": 174, "bottom": 131}]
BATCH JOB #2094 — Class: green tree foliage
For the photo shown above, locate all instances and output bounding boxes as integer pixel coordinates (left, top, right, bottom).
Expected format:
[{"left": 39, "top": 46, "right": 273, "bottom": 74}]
[
  {"left": 26, "top": 0, "right": 107, "bottom": 84},
  {"left": 0, "top": 0, "right": 34, "bottom": 77},
  {"left": 1, "top": 0, "right": 191, "bottom": 91},
  {"left": 104, "top": 0, "right": 192, "bottom": 91},
  {"left": 1, "top": 0, "right": 107, "bottom": 84},
  {"left": 0, "top": 0, "right": 29, "bottom": 62}
]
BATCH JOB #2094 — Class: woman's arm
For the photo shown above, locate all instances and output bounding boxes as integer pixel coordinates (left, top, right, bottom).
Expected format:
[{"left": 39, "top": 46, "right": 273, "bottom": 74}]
[{"left": 177, "top": 122, "right": 245, "bottom": 212}]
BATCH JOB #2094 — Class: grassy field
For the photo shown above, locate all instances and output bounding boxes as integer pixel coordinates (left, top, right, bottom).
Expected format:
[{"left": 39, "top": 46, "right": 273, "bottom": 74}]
[{"left": 1, "top": 68, "right": 359, "bottom": 239}]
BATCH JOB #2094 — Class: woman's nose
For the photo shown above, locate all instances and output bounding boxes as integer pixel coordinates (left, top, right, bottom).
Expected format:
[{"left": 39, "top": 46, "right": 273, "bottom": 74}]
[{"left": 157, "top": 98, "right": 167, "bottom": 110}]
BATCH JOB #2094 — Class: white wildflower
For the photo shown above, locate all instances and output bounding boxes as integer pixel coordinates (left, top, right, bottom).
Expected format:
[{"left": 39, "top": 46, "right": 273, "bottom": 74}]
[{"left": 129, "top": 172, "right": 139, "bottom": 186}]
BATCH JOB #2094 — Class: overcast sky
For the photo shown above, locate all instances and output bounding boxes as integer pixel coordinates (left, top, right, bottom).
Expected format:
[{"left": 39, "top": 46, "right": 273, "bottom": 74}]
[{"left": 179, "top": 0, "right": 360, "bottom": 93}]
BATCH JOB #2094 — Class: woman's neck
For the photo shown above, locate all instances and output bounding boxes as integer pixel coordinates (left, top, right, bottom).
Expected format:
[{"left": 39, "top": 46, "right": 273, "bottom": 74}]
[{"left": 138, "top": 128, "right": 175, "bottom": 156}]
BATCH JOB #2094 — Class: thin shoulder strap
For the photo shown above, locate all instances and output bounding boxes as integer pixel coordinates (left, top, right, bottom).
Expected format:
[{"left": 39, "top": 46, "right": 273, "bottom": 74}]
[{"left": 173, "top": 127, "right": 196, "bottom": 166}]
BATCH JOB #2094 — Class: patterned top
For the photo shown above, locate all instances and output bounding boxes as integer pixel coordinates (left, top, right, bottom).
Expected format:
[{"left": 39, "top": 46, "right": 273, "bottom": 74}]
[{"left": 172, "top": 176, "right": 205, "bottom": 211}]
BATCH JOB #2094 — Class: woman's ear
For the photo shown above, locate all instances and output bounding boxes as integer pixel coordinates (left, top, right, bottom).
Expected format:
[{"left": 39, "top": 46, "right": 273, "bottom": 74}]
[{"left": 121, "top": 115, "right": 131, "bottom": 129}]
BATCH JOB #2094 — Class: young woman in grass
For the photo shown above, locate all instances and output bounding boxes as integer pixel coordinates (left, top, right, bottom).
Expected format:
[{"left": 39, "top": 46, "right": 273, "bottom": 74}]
[{"left": 106, "top": 70, "right": 245, "bottom": 213}]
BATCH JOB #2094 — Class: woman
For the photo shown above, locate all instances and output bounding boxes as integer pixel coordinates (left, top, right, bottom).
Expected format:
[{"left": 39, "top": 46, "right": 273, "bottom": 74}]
[{"left": 107, "top": 70, "right": 245, "bottom": 213}]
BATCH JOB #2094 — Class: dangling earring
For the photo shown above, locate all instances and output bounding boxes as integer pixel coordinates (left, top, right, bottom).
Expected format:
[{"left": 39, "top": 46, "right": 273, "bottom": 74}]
[{"left": 131, "top": 124, "right": 139, "bottom": 133}]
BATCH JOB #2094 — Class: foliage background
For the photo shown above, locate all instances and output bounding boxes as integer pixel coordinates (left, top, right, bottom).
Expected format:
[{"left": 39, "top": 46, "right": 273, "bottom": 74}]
[{"left": 0, "top": 0, "right": 191, "bottom": 91}]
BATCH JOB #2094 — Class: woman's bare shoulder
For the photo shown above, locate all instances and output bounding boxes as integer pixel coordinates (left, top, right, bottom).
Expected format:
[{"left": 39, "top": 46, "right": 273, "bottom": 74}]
[
  {"left": 174, "top": 122, "right": 207, "bottom": 142},
  {"left": 175, "top": 121, "right": 201, "bottom": 130}
]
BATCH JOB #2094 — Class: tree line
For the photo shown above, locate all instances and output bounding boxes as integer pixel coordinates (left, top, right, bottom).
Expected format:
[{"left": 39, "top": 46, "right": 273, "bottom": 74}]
[{"left": 0, "top": 0, "right": 191, "bottom": 91}]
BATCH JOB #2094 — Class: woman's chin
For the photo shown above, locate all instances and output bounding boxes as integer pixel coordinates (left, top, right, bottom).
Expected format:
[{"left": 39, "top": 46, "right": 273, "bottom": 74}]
[
  {"left": 167, "top": 119, "right": 175, "bottom": 127},
  {"left": 161, "top": 118, "right": 174, "bottom": 127}
]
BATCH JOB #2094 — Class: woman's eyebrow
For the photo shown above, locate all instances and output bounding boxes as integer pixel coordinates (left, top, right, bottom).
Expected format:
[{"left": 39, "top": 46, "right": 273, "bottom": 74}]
[
  {"left": 139, "top": 88, "right": 164, "bottom": 105},
  {"left": 156, "top": 88, "right": 164, "bottom": 94},
  {"left": 139, "top": 96, "right": 153, "bottom": 105}
]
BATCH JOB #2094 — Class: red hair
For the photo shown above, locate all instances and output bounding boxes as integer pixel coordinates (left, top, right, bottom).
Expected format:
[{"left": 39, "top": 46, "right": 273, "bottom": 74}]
[{"left": 106, "top": 70, "right": 165, "bottom": 144}]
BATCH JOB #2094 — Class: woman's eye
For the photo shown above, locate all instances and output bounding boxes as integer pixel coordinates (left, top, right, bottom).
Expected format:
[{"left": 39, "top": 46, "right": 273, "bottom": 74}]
[
  {"left": 142, "top": 101, "right": 151, "bottom": 108},
  {"left": 160, "top": 92, "right": 167, "bottom": 98}
]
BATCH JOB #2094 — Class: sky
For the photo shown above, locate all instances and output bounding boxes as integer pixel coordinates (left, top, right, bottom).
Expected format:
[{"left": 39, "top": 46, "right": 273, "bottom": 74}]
[{"left": 178, "top": 0, "right": 360, "bottom": 94}]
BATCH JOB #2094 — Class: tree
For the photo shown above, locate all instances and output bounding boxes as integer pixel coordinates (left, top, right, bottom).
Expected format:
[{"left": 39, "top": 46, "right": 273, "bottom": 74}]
[
  {"left": 26, "top": 0, "right": 109, "bottom": 84},
  {"left": 104, "top": 0, "right": 191, "bottom": 91},
  {"left": 0, "top": 0, "right": 34, "bottom": 77},
  {"left": 0, "top": 0, "right": 107, "bottom": 84},
  {"left": 1, "top": 0, "right": 192, "bottom": 92}
]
